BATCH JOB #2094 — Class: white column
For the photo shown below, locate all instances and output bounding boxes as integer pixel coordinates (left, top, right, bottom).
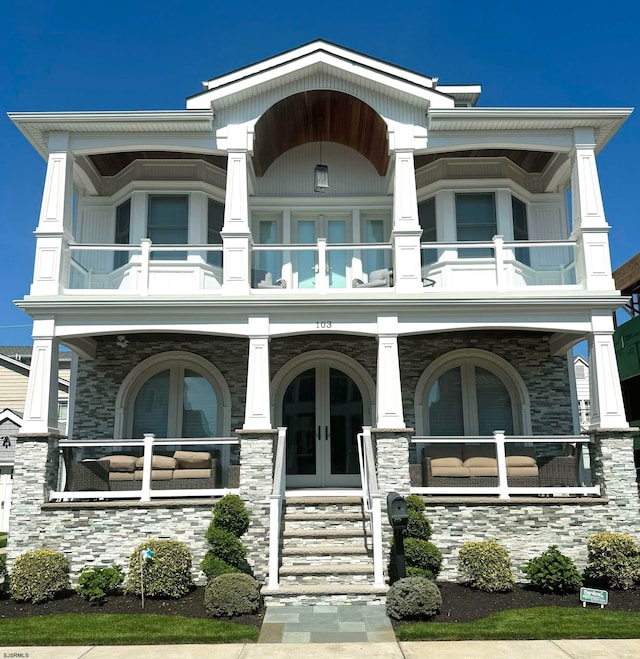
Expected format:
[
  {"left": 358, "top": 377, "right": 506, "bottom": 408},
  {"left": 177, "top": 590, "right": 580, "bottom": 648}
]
[
  {"left": 376, "top": 315, "right": 405, "bottom": 428},
  {"left": 588, "top": 313, "right": 629, "bottom": 429},
  {"left": 30, "top": 132, "right": 74, "bottom": 296},
  {"left": 22, "top": 319, "right": 60, "bottom": 435},
  {"left": 571, "top": 128, "right": 616, "bottom": 291},
  {"left": 244, "top": 317, "right": 272, "bottom": 430},
  {"left": 391, "top": 145, "right": 422, "bottom": 293},
  {"left": 222, "top": 129, "right": 252, "bottom": 294}
]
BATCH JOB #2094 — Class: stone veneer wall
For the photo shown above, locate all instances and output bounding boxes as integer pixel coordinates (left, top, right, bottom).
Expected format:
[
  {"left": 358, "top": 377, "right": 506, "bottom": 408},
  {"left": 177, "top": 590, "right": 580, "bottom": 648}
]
[
  {"left": 423, "top": 432, "right": 639, "bottom": 581},
  {"left": 7, "top": 437, "right": 215, "bottom": 584},
  {"left": 73, "top": 335, "right": 248, "bottom": 439},
  {"left": 399, "top": 330, "right": 573, "bottom": 433}
]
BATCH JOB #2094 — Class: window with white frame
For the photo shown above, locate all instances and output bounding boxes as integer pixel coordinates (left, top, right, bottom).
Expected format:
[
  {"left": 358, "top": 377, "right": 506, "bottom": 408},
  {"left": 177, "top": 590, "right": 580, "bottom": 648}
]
[
  {"left": 417, "top": 351, "right": 526, "bottom": 436},
  {"left": 512, "top": 195, "right": 530, "bottom": 266},
  {"left": 207, "top": 198, "right": 224, "bottom": 267},
  {"left": 127, "top": 359, "right": 223, "bottom": 439},
  {"left": 418, "top": 197, "right": 437, "bottom": 266},
  {"left": 114, "top": 198, "right": 131, "bottom": 269},
  {"left": 147, "top": 195, "right": 189, "bottom": 259},
  {"left": 455, "top": 192, "right": 496, "bottom": 257}
]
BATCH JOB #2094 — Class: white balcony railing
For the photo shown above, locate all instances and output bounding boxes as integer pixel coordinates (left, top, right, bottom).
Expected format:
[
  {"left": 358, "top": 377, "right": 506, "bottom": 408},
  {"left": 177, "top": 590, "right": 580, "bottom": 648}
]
[
  {"left": 63, "top": 236, "right": 578, "bottom": 295},
  {"left": 421, "top": 236, "right": 577, "bottom": 291},
  {"left": 52, "top": 435, "right": 240, "bottom": 502},
  {"left": 411, "top": 432, "right": 598, "bottom": 499}
]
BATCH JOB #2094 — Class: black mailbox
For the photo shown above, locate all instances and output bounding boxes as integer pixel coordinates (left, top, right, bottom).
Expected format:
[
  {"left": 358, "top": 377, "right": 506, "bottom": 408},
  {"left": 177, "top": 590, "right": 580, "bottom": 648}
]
[{"left": 387, "top": 491, "right": 408, "bottom": 528}]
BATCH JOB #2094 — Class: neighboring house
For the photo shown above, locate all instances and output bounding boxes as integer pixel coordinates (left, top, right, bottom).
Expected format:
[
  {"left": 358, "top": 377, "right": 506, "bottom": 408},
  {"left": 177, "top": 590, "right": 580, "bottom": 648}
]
[
  {"left": 574, "top": 355, "right": 591, "bottom": 431},
  {"left": 7, "top": 41, "right": 636, "bottom": 602},
  {"left": 0, "top": 347, "right": 70, "bottom": 532}
]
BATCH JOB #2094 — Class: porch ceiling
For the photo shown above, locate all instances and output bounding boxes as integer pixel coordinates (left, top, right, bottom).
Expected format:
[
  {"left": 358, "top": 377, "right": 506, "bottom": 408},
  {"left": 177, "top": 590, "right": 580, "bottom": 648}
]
[
  {"left": 87, "top": 151, "right": 228, "bottom": 177},
  {"left": 414, "top": 149, "right": 555, "bottom": 174},
  {"left": 252, "top": 90, "right": 390, "bottom": 177}
]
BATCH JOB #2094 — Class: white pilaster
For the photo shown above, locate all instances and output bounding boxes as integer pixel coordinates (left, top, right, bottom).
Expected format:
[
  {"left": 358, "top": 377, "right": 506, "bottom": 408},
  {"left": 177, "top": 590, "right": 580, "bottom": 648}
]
[
  {"left": 30, "top": 133, "right": 74, "bottom": 296},
  {"left": 588, "top": 313, "right": 629, "bottom": 430},
  {"left": 391, "top": 148, "right": 422, "bottom": 293},
  {"left": 571, "top": 128, "right": 615, "bottom": 291},
  {"left": 244, "top": 317, "right": 272, "bottom": 430},
  {"left": 22, "top": 320, "right": 60, "bottom": 435},
  {"left": 376, "top": 315, "right": 405, "bottom": 428},
  {"left": 222, "top": 146, "right": 251, "bottom": 294}
]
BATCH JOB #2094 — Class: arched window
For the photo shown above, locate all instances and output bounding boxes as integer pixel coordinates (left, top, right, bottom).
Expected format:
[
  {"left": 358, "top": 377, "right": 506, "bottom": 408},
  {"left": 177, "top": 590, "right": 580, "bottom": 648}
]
[
  {"left": 115, "top": 352, "right": 231, "bottom": 439},
  {"left": 415, "top": 349, "right": 530, "bottom": 436}
]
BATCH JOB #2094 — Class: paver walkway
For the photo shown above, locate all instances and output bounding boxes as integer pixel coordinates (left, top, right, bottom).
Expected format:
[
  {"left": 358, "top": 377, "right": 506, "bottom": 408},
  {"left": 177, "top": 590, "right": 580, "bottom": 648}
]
[{"left": 258, "top": 604, "right": 396, "bottom": 643}]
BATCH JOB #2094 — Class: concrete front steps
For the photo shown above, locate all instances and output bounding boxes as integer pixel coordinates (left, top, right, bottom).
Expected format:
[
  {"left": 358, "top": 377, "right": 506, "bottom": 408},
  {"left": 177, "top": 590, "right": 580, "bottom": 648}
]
[{"left": 262, "top": 496, "right": 388, "bottom": 606}]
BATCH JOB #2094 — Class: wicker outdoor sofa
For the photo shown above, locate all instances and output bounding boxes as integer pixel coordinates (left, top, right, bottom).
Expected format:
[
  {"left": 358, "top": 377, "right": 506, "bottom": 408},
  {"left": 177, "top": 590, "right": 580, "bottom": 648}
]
[
  {"left": 65, "top": 450, "right": 239, "bottom": 492},
  {"left": 409, "top": 443, "right": 581, "bottom": 489}
]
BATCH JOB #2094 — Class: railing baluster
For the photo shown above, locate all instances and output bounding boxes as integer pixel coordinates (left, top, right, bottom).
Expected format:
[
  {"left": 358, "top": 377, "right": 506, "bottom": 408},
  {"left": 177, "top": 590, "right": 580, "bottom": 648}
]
[
  {"left": 141, "top": 433, "right": 155, "bottom": 502},
  {"left": 493, "top": 430, "right": 509, "bottom": 499}
]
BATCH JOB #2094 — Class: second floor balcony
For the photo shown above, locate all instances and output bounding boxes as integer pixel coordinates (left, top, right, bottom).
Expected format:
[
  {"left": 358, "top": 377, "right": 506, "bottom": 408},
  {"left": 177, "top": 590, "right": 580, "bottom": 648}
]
[{"left": 64, "top": 235, "right": 577, "bottom": 296}]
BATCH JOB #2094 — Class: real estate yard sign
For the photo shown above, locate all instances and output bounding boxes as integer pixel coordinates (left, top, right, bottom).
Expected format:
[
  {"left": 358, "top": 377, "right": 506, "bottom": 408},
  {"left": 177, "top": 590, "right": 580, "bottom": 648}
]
[{"left": 580, "top": 587, "right": 608, "bottom": 608}]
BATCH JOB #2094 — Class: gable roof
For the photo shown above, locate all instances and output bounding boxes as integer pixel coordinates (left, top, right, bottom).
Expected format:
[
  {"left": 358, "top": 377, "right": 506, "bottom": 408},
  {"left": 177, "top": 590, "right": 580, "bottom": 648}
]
[{"left": 186, "top": 40, "right": 480, "bottom": 111}]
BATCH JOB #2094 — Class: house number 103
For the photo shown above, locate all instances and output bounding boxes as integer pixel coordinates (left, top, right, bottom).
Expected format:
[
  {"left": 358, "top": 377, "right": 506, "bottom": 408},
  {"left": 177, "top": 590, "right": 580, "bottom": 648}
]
[{"left": 316, "top": 321, "right": 333, "bottom": 329}]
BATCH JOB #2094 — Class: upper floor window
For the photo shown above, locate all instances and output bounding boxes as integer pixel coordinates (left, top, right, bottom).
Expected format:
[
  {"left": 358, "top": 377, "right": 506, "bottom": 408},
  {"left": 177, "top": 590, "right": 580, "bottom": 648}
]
[
  {"left": 512, "top": 196, "right": 530, "bottom": 265},
  {"left": 418, "top": 197, "right": 437, "bottom": 265},
  {"left": 148, "top": 195, "right": 188, "bottom": 259},
  {"left": 207, "top": 198, "right": 224, "bottom": 267},
  {"left": 114, "top": 199, "right": 131, "bottom": 269},
  {"left": 455, "top": 193, "right": 496, "bottom": 257}
]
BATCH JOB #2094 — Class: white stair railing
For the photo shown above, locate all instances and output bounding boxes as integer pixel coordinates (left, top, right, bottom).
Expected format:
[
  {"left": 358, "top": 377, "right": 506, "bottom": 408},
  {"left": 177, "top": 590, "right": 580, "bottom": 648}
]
[
  {"left": 268, "top": 427, "right": 287, "bottom": 589},
  {"left": 357, "top": 426, "right": 384, "bottom": 587}
]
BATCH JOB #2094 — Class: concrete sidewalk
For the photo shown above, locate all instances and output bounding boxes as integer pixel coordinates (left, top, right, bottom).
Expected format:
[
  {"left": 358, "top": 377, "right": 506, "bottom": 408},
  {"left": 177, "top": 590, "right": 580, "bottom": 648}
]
[{"left": 3, "top": 641, "right": 640, "bottom": 658}]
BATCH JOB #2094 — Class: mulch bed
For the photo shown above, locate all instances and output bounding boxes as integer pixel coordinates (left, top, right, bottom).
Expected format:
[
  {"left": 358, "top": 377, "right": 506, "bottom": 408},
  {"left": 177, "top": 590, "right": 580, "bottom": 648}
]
[{"left": 1, "top": 583, "right": 640, "bottom": 624}]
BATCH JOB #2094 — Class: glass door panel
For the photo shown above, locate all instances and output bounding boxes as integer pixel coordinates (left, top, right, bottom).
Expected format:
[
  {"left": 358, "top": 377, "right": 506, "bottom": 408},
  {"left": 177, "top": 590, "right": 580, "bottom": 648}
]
[
  {"left": 295, "top": 220, "right": 317, "bottom": 289},
  {"left": 327, "top": 220, "right": 347, "bottom": 289},
  {"left": 283, "top": 365, "right": 363, "bottom": 487}
]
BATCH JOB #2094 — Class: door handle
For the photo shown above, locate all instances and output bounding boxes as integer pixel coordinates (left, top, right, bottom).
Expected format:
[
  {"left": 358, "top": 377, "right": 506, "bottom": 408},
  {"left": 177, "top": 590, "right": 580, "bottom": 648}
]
[
  {"left": 317, "top": 425, "right": 321, "bottom": 441},
  {"left": 325, "top": 425, "right": 329, "bottom": 441}
]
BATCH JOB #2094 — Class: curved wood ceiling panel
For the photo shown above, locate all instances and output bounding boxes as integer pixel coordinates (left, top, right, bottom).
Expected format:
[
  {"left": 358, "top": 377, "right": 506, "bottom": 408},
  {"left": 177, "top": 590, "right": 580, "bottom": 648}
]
[{"left": 252, "top": 90, "right": 390, "bottom": 177}]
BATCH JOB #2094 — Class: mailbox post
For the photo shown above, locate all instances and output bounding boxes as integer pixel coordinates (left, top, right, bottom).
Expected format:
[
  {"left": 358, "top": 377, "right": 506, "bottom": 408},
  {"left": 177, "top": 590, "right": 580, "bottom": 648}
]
[{"left": 387, "top": 491, "right": 409, "bottom": 580}]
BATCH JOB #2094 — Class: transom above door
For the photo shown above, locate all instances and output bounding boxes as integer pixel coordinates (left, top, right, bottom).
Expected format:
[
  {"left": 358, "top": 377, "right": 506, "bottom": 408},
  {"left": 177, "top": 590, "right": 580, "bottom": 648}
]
[{"left": 282, "top": 364, "right": 364, "bottom": 487}]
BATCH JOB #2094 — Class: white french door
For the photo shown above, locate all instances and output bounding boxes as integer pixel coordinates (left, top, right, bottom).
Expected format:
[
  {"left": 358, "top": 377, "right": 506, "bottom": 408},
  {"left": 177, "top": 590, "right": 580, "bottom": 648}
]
[{"left": 283, "top": 365, "right": 363, "bottom": 487}]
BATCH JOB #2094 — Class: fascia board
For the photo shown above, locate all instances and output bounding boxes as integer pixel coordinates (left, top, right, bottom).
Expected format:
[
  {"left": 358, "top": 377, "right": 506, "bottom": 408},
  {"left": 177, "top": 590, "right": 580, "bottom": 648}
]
[
  {"left": 428, "top": 108, "right": 633, "bottom": 150},
  {"left": 8, "top": 110, "right": 214, "bottom": 158},
  {"left": 198, "top": 40, "right": 437, "bottom": 94},
  {"left": 188, "top": 51, "right": 447, "bottom": 110},
  {"left": 0, "top": 408, "right": 23, "bottom": 426}
]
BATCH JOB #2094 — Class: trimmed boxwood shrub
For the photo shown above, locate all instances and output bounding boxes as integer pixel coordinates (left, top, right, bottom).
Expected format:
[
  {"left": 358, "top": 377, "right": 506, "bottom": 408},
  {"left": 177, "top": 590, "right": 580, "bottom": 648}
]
[
  {"left": 524, "top": 545, "right": 582, "bottom": 594},
  {"left": 386, "top": 577, "right": 442, "bottom": 620},
  {"left": 211, "top": 494, "right": 250, "bottom": 537},
  {"left": 405, "top": 494, "right": 426, "bottom": 513},
  {"left": 584, "top": 532, "right": 640, "bottom": 589},
  {"left": 204, "top": 527, "right": 247, "bottom": 568},
  {"left": 201, "top": 554, "right": 241, "bottom": 581},
  {"left": 204, "top": 572, "right": 261, "bottom": 617},
  {"left": 404, "top": 538, "right": 442, "bottom": 580},
  {"left": 10, "top": 549, "right": 71, "bottom": 603},
  {"left": 458, "top": 540, "right": 515, "bottom": 592},
  {"left": 77, "top": 565, "right": 125, "bottom": 602},
  {"left": 404, "top": 509, "right": 432, "bottom": 541},
  {"left": 124, "top": 539, "right": 193, "bottom": 598}
]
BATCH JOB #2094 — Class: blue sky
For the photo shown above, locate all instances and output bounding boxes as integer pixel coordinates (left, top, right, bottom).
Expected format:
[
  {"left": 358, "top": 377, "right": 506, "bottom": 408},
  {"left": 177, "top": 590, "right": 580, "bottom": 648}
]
[{"left": 1, "top": 0, "right": 638, "bottom": 346}]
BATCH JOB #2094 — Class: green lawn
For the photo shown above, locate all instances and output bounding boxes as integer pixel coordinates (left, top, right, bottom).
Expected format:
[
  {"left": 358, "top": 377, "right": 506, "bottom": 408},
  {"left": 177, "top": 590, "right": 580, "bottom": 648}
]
[
  {"left": 0, "top": 614, "right": 259, "bottom": 645},
  {"left": 396, "top": 607, "right": 640, "bottom": 641}
]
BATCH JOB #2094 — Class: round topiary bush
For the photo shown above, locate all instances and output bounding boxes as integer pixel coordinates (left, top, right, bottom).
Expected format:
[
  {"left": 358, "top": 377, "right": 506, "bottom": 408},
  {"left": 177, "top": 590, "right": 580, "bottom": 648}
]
[
  {"left": 10, "top": 549, "right": 71, "bottom": 603},
  {"left": 404, "top": 509, "right": 433, "bottom": 541},
  {"left": 204, "top": 527, "right": 247, "bottom": 568},
  {"left": 201, "top": 553, "right": 241, "bottom": 581},
  {"left": 404, "top": 494, "right": 426, "bottom": 513},
  {"left": 404, "top": 538, "right": 442, "bottom": 580},
  {"left": 211, "top": 494, "right": 250, "bottom": 538},
  {"left": 204, "top": 572, "right": 261, "bottom": 617},
  {"left": 124, "top": 539, "right": 193, "bottom": 598},
  {"left": 459, "top": 540, "right": 515, "bottom": 592},
  {"left": 386, "top": 577, "right": 442, "bottom": 620},
  {"left": 584, "top": 532, "right": 640, "bottom": 590},
  {"left": 524, "top": 545, "right": 582, "bottom": 594}
]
